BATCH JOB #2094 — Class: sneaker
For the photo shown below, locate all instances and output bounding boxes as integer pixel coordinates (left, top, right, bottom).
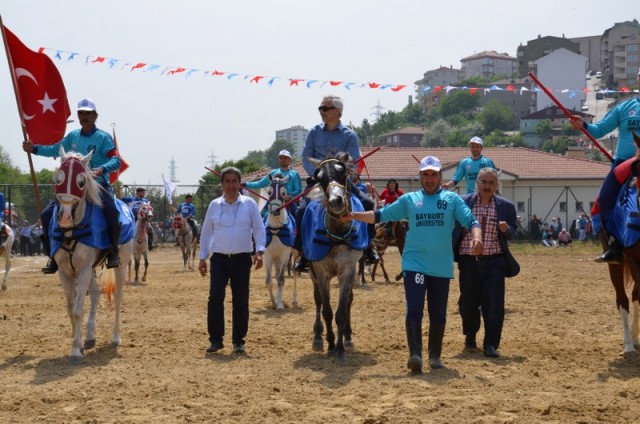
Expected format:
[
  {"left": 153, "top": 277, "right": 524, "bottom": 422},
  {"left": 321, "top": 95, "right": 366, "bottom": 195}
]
[
  {"left": 206, "top": 342, "right": 224, "bottom": 353},
  {"left": 105, "top": 253, "right": 121, "bottom": 269},
  {"left": 233, "top": 343, "right": 245, "bottom": 354},
  {"left": 483, "top": 346, "right": 500, "bottom": 358},
  {"left": 594, "top": 249, "right": 622, "bottom": 264}
]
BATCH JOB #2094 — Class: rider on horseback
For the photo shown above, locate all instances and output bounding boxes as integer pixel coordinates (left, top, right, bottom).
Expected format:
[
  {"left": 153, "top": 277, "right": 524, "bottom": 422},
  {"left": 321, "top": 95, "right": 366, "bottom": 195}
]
[
  {"left": 123, "top": 187, "right": 155, "bottom": 250},
  {"left": 22, "top": 98, "right": 123, "bottom": 274},
  {"left": 570, "top": 68, "right": 640, "bottom": 263},
  {"left": 176, "top": 194, "right": 199, "bottom": 240}
]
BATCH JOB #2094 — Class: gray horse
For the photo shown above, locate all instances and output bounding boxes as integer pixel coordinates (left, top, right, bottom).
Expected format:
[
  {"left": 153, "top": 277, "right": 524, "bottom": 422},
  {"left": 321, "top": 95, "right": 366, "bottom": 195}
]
[{"left": 303, "top": 154, "right": 366, "bottom": 364}]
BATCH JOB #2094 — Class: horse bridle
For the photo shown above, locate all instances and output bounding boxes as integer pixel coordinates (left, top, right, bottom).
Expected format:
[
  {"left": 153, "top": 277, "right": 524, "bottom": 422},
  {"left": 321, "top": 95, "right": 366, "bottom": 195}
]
[{"left": 318, "top": 159, "right": 355, "bottom": 241}]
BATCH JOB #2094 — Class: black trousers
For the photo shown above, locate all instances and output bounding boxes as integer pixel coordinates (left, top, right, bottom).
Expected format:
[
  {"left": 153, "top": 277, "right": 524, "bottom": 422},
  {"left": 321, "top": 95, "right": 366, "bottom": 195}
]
[
  {"left": 457, "top": 255, "right": 506, "bottom": 350},
  {"left": 293, "top": 181, "right": 375, "bottom": 251},
  {"left": 207, "top": 252, "right": 252, "bottom": 345}
]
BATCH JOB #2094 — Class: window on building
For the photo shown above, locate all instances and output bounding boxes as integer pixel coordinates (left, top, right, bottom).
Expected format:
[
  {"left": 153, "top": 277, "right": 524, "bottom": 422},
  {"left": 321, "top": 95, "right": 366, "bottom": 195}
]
[
  {"left": 628, "top": 44, "right": 638, "bottom": 52},
  {"left": 559, "top": 202, "right": 567, "bottom": 212},
  {"left": 517, "top": 202, "right": 525, "bottom": 212},
  {"left": 628, "top": 55, "right": 638, "bottom": 63},
  {"left": 575, "top": 201, "right": 583, "bottom": 212}
]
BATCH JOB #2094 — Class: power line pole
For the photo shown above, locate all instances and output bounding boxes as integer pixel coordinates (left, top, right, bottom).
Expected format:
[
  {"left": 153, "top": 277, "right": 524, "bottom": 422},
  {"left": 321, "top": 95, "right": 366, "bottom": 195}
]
[
  {"left": 169, "top": 156, "right": 178, "bottom": 182},
  {"left": 370, "top": 99, "right": 386, "bottom": 122},
  {"left": 207, "top": 150, "right": 217, "bottom": 169}
]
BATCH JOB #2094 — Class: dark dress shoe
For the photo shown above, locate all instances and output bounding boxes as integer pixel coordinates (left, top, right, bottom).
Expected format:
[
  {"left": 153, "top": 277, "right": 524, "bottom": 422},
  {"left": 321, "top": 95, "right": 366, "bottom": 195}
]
[
  {"left": 293, "top": 256, "right": 310, "bottom": 273},
  {"left": 233, "top": 343, "right": 245, "bottom": 354},
  {"left": 206, "top": 342, "right": 224, "bottom": 353},
  {"left": 483, "top": 346, "right": 500, "bottom": 358}
]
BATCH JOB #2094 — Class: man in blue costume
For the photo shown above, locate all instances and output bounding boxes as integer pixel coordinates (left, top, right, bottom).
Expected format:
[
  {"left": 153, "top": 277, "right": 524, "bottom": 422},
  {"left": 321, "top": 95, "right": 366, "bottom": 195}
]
[
  {"left": 123, "top": 187, "right": 155, "bottom": 250},
  {"left": 23, "top": 98, "right": 122, "bottom": 273},
  {"left": 444, "top": 136, "right": 496, "bottom": 194},
  {"left": 570, "top": 67, "right": 640, "bottom": 263}
]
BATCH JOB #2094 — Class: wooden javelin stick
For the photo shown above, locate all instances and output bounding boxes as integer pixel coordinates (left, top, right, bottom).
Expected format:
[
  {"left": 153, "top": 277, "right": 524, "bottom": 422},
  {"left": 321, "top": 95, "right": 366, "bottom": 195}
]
[
  {"left": 528, "top": 72, "right": 613, "bottom": 162},
  {"left": 204, "top": 167, "right": 270, "bottom": 201}
]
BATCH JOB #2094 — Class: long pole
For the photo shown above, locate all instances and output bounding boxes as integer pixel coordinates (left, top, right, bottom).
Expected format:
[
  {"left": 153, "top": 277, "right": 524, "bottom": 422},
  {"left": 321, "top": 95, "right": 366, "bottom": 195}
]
[
  {"left": 0, "top": 16, "right": 42, "bottom": 213},
  {"left": 528, "top": 72, "right": 613, "bottom": 162}
]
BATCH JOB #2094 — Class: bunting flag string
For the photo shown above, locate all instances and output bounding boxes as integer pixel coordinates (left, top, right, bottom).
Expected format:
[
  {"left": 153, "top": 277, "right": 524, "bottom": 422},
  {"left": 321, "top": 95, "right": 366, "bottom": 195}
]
[{"left": 38, "top": 46, "right": 640, "bottom": 96}]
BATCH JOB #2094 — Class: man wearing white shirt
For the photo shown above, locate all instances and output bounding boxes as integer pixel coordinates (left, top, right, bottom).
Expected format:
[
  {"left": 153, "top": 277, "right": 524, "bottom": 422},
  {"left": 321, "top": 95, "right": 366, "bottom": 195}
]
[{"left": 198, "top": 167, "right": 266, "bottom": 355}]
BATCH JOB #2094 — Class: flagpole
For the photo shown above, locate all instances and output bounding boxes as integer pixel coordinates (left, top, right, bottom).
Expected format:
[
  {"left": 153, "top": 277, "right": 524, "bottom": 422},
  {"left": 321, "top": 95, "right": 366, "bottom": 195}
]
[{"left": 0, "top": 15, "right": 42, "bottom": 214}]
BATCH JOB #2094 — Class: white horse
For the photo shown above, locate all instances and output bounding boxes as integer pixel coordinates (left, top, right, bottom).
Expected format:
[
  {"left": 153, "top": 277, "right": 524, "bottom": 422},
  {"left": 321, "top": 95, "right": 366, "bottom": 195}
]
[
  {"left": 1, "top": 222, "right": 15, "bottom": 291},
  {"left": 52, "top": 148, "right": 134, "bottom": 364},
  {"left": 174, "top": 215, "right": 197, "bottom": 271},
  {"left": 264, "top": 174, "right": 297, "bottom": 310},
  {"left": 129, "top": 202, "right": 153, "bottom": 284}
]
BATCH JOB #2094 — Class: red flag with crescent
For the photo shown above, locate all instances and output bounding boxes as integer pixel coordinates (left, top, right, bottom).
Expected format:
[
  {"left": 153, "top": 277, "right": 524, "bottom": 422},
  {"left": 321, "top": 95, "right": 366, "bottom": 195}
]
[
  {"left": 3, "top": 25, "right": 70, "bottom": 145},
  {"left": 109, "top": 127, "right": 129, "bottom": 185}
]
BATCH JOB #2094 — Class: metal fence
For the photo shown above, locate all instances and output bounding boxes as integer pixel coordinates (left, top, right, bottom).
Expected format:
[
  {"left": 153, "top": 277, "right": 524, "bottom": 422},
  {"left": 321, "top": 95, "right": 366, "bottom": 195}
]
[{"left": 0, "top": 184, "right": 222, "bottom": 245}]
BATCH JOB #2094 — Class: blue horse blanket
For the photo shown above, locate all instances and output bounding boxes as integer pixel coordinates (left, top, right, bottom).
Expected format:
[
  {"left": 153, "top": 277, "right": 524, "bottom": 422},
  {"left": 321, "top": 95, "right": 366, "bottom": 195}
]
[
  {"left": 50, "top": 199, "right": 135, "bottom": 256},
  {"left": 265, "top": 214, "right": 295, "bottom": 248},
  {"left": 596, "top": 181, "right": 640, "bottom": 248},
  {"left": 302, "top": 195, "right": 368, "bottom": 261}
]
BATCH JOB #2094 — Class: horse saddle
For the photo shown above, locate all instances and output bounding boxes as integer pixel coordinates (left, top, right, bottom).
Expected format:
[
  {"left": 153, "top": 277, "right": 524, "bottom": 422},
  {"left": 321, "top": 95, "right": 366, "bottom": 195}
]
[
  {"left": 264, "top": 215, "right": 295, "bottom": 248},
  {"left": 599, "top": 180, "right": 640, "bottom": 248},
  {"left": 50, "top": 199, "right": 135, "bottom": 256},
  {"left": 301, "top": 195, "right": 368, "bottom": 261}
]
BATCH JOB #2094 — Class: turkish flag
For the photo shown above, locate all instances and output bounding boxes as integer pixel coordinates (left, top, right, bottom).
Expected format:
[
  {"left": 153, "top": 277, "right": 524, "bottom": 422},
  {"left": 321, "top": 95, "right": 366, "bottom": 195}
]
[
  {"left": 109, "top": 127, "right": 129, "bottom": 185},
  {"left": 3, "top": 25, "right": 70, "bottom": 145}
]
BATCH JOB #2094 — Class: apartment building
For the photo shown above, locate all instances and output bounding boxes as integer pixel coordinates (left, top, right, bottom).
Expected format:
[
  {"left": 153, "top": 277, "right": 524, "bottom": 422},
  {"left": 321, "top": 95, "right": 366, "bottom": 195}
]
[
  {"left": 460, "top": 50, "right": 517, "bottom": 79},
  {"left": 601, "top": 20, "right": 640, "bottom": 89},
  {"left": 275, "top": 125, "right": 308, "bottom": 158},
  {"left": 516, "top": 35, "right": 581, "bottom": 77}
]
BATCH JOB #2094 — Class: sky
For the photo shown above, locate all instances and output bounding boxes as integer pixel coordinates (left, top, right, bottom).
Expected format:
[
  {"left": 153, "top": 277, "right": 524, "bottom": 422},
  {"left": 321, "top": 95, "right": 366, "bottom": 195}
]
[{"left": 0, "top": 0, "right": 635, "bottom": 186}]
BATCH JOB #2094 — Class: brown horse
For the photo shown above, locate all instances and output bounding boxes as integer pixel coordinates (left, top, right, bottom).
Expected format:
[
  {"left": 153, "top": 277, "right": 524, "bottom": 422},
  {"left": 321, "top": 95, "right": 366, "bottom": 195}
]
[
  {"left": 601, "top": 130, "right": 640, "bottom": 354},
  {"left": 357, "top": 221, "right": 406, "bottom": 285}
]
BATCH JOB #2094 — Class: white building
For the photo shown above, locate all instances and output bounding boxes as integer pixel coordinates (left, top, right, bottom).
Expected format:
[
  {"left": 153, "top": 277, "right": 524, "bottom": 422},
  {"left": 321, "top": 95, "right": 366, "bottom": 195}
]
[
  {"left": 534, "top": 48, "right": 588, "bottom": 112},
  {"left": 275, "top": 125, "right": 308, "bottom": 158}
]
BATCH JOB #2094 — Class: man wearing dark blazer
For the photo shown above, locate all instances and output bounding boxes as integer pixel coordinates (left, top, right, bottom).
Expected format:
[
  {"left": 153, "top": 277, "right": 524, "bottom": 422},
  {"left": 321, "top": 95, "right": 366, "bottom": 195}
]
[{"left": 452, "top": 167, "right": 517, "bottom": 359}]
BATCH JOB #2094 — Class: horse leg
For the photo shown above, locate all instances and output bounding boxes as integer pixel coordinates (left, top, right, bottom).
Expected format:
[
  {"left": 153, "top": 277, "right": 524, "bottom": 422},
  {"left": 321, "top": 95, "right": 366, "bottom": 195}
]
[
  {"left": 142, "top": 251, "right": 148, "bottom": 283},
  {"left": 311, "top": 272, "right": 326, "bottom": 352},
  {"left": 291, "top": 254, "right": 299, "bottom": 307},
  {"left": 2, "top": 244, "right": 11, "bottom": 291},
  {"left": 134, "top": 254, "right": 141, "bottom": 285},
  {"left": 182, "top": 247, "right": 188, "bottom": 272},
  {"left": 67, "top": 266, "right": 93, "bottom": 364},
  {"left": 275, "top": 256, "right": 287, "bottom": 311},
  {"left": 112, "top": 240, "right": 133, "bottom": 347},
  {"left": 358, "top": 255, "right": 367, "bottom": 286},
  {"left": 334, "top": 265, "right": 356, "bottom": 364},
  {"left": 84, "top": 273, "right": 100, "bottom": 350},
  {"left": 343, "top": 287, "right": 354, "bottom": 349},
  {"left": 608, "top": 263, "right": 634, "bottom": 353},
  {"left": 265, "top": 253, "right": 277, "bottom": 309}
]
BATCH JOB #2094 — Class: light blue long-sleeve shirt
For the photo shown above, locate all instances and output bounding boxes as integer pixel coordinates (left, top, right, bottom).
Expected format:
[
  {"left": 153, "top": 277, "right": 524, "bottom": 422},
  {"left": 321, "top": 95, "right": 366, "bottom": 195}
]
[
  {"left": 33, "top": 127, "right": 120, "bottom": 186},
  {"left": 302, "top": 122, "right": 361, "bottom": 177},
  {"left": 244, "top": 168, "right": 302, "bottom": 197},
  {"left": 584, "top": 96, "right": 640, "bottom": 162},
  {"left": 375, "top": 188, "right": 479, "bottom": 279}
]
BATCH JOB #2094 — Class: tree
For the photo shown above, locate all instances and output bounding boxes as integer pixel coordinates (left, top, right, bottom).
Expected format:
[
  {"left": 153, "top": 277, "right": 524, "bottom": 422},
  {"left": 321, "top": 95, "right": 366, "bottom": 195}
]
[
  {"left": 436, "top": 91, "right": 480, "bottom": 120},
  {"left": 542, "top": 137, "right": 569, "bottom": 154},
  {"left": 535, "top": 119, "right": 553, "bottom": 139},
  {"left": 265, "top": 140, "right": 296, "bottom": 168},
  {"left": 402, "top": 102, "right": 425, "bottom": 126},
  {"left": 478, "top": 99, "right": 514, "bottom": 133},
  {"left": 243, "top": 150, "right": 267, "bottom": 168},
  {"left": 0, "top": 145, "right": 24, "bottom": 184},
  {"left": 483, "top": 131, "right": 525, "bottom": 147},
  {"left": 422, "top": 119, "right": 453, "bottom": 147}
]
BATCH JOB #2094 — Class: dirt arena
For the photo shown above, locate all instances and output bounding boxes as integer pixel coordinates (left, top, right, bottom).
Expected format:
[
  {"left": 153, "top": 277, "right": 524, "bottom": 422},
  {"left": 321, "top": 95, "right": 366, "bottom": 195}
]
[{"left": 1, "top": 242, "right": 639, "bottom": 423}]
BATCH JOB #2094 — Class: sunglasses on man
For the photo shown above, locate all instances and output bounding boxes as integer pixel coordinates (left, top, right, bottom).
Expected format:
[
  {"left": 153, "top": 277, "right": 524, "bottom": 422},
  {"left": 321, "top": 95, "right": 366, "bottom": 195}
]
[{"left": 318, "top": 106, "right": 337, "bottom": 112}]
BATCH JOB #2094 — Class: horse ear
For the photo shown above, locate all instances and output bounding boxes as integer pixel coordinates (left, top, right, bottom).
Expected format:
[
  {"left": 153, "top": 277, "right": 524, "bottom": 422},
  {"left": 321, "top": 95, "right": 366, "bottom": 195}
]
[{"left": 81, "top": 150, "right": 93, "bottom": 168}]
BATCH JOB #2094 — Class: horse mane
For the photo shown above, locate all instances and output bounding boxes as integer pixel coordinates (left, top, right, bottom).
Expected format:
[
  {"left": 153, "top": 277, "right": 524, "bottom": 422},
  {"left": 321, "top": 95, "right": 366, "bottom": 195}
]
[{"left": 57, "top": 151, "right": 104, "bottom": 207}]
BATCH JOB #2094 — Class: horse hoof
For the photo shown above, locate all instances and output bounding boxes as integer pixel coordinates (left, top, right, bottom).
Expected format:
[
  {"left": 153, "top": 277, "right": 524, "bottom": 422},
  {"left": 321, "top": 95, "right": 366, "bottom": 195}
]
[
  {"left": 84, "top": 339, "right": 96, "bottom": 350},
  {"left": 69, "top": 356, "right": 83, "bottom": 366},
  {"left": 335, "top": 352, "right": 346, "bottom": 365},
  {"left": 312, "top": 340, "right": 324, "bottom": 352},
  {"left": 276, "top": 305, "right": 285, "bottom": 311},
  {"left": 291, "top": 301, "right": 299, "bottom": 307},
  {"left": 344, "top": 340, "right": 354, "bottom": 349},
  {"left": 142, "top": 276, "right": 147, "bottom": 283},
  {"left": 1, "top": 285, "right": 6, "bottom": 291}
]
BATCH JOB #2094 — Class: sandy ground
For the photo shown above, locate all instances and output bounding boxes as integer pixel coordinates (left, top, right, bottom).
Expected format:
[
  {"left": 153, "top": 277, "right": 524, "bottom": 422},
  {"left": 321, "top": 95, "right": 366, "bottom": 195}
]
[{"left": 1, "top": 243, "right": 640, "bottom": 424}]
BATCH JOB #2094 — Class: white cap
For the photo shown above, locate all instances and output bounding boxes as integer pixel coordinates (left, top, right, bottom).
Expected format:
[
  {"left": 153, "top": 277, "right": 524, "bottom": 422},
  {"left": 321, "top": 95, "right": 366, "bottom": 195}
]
[
  {"left": 469, "top": 136, "right": 483, "bottom": 146},
  {"left": 637, "top": 66, "right": 640, "bottom": 76},
  {"left": 419, "top": 156, "right": 441, "bottom": 172},
  {"left": 77, "top": 98, "right": 96, "bottom": 111},
  {"left": 278, "top": 149, "right": 291, "bottom": 158}
]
